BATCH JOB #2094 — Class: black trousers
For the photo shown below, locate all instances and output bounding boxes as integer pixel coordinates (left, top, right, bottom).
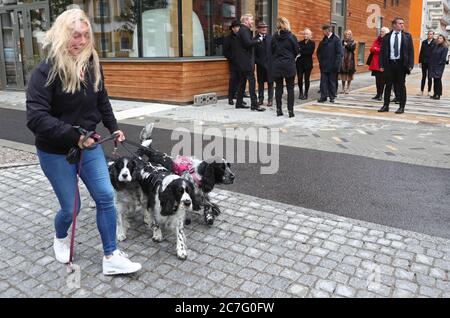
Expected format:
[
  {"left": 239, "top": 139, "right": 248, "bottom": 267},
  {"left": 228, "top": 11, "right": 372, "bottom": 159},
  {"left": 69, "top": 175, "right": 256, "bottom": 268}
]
[
  {"left": 236, "top": 70, "right": 257, "bottom": 107},
  {"left": 433, "top": 77, "right": 442, "bottom": 96},
  {"left": 374, "top": 72, "right": 385, "bottom": 97},
  {"left": 296, "top": 65, "right": 312, "bottom": 95},
  {"left": 274, "top": 76, "right": 295, "bottom": 113},
  {"left": 384, "top": 60, "right": 407, "bottom": 108},
  {"left": 228, "top": 67, "right": 240, "bottom": 101},
  {"left": 421, "top": 63, "right": 433, "bottom": 92},
  {"left": 320, "top": 72, "right": 337, "bottom": 100},
  {"left": 256, "top": 65, "right": 274, "bottom": 101}
]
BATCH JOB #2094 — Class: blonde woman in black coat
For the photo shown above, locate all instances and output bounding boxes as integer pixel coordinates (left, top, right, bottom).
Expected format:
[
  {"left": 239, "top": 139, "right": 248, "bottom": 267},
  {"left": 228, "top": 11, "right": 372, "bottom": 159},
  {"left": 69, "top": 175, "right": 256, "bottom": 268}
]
[{"left": 271, "top": 17, "right": 300, "bottom": 118}]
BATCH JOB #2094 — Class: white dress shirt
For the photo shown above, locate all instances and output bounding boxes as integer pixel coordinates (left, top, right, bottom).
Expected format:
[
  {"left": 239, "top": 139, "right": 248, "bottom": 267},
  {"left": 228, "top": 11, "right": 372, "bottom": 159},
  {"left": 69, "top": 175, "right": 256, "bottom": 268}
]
[{"left": 390, "top": 31, "right": 402, "bottom": 60}]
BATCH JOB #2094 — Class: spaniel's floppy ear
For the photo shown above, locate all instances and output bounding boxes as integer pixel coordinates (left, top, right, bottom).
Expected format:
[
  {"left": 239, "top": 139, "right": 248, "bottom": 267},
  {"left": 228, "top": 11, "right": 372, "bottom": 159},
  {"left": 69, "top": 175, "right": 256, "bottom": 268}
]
[
  {"left": 198, "top": 162, "right": 215, "bottom": 193},
  {"left": 159, "top": 184, "right": 177, "bottom": 216},
  {"left": 108, "top": 161, "right": 120, "bottom": 190}
]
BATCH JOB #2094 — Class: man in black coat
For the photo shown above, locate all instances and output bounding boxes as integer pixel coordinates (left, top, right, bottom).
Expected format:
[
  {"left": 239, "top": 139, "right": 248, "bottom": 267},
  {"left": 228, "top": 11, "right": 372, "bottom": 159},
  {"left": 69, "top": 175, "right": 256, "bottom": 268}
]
[
  {"left": 378, "top": 17, "right": 414, "bottom": 114},
  {"left": 223, "top": 20, "right": 242, "bottom": 105},
  {"left": 418, "top": 30, "right": 435, "bottom": 96},
  {"left": 254, "top": 21, "right": 274, "bottom": 107},
  {"left": 234, "top": 14, "right": 265, "bottom": 111},
  {"left": 317, "top": 25, "right": 342, "bottom": 103}
]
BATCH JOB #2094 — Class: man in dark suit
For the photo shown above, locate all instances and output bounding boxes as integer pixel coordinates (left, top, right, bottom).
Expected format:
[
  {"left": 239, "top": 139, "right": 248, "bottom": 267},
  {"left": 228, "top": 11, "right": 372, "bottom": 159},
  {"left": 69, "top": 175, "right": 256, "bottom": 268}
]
[
  {"left": 234, "top": 14, "right": 265, "bottom": 111},
  {"left": 418, "top": 30, "right": 435, "bottom": 96},
  {"left": 317, "top": 25, "right": 342, "bottom": 103},
  {"left": 223, "top": 20, "right": 242, "bottom": 105},
  {"left": 254, "top": 21, "right": 274, "bottom": 107},
  {"left": 378, "top": 17, "right": 415, "bottom": 114}
]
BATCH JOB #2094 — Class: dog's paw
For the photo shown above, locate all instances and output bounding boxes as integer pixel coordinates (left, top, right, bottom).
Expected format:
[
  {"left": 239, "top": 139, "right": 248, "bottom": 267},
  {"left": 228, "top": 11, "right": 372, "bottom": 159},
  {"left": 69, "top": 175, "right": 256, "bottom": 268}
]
[
  {"left": 177, "top": 249, "right": 188, "bottom": 260},
  {"left": 117, "top": 232, "right": 127, "bottom": 242},
  {"left": 184, "top": 217, "right": 192, "bottom": 226},
  {"left": 204, "top": 213, "right": 215, "bottom": 226},
  {"left": 152, "top": 228, "right": 163, "bottom": 242}
]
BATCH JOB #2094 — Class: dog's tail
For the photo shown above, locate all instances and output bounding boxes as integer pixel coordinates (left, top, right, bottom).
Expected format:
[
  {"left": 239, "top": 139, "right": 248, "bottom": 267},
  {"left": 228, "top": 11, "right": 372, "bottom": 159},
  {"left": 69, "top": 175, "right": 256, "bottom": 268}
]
[{"left": 139, "top": 123, "right": 154, "bottom": 147}]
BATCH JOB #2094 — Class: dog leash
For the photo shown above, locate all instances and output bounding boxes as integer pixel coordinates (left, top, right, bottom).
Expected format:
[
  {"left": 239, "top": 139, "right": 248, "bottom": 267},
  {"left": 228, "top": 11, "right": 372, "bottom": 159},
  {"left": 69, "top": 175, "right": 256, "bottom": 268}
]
[{"left": 66, "top": 131, "right": 121, "bottom": 274}]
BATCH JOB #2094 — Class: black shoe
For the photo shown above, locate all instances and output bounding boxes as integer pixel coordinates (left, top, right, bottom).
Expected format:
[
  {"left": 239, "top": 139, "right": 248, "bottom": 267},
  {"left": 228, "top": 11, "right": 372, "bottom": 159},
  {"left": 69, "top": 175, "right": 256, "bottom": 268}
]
[
  {"left": 432, "top": 95, "right": 440, "bottom": 100},
  {"left": 395, "top": 107, "right": 405, "bottom": 114},
  {"left": 242, "top": 100, "right": 247, "bottom": 106},
  {"left": 277, "top": 111, "right": 284, "bottom": 117},
  {"left": 317, "top": 98, "right": 327, "bottom": 103},
  {"left": 329, "top": 99, "right": 335, "bottom": 103},
  {"left": 298, "top": 93, "right": 304, "bottom": 99},
  {"left": 289, "top": 112, "right": 295, "bottom": 118},
  {"left": 258, "top": 98, "right": 264, "bottom": 106},
  {"left": 378, "top": 105, "right": 389, "bottom": 112},
  {"left": 300, "top": 94, "right": 308, "bottom": 100},
  {"left": 228, "top": 99, "right": 234, "bottom": 105},
  {"left": 372, "top": 95, "right": 380, "bottom": 100},
  {"left": 251, "top": 106, "right": 266, "bottom": 112},
  {"left": 376, "top": 96, "right": 383, "bottom": 101},
  {"left": 236, "top": 105, "right": 250, "bottom": 109},
  {"left": 391, "top": 98, "right": 398, "bottom": 103}
]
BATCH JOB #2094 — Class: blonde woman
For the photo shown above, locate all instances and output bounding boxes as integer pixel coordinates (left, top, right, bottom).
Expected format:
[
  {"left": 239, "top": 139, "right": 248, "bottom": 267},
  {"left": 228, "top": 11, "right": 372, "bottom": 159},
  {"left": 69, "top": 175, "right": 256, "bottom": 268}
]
[
  {"left": 339, "top": 30, "right": 356, "bottom": 94},
  {"left": 26, "top": 8, "right": 141, "bottom": 275},
  {"left": 296, "top": 28, "right": 316, "bottom": 100},
  {"left": 271, "top": 17, "right": 299, "bottom": 117}
]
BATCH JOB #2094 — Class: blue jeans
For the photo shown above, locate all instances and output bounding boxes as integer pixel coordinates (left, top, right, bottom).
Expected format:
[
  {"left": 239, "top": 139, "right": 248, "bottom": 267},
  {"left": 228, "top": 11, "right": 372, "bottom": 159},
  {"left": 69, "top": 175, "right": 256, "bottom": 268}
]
[{"left": 37, "top": 145, "right": 117, "bottom": 256}]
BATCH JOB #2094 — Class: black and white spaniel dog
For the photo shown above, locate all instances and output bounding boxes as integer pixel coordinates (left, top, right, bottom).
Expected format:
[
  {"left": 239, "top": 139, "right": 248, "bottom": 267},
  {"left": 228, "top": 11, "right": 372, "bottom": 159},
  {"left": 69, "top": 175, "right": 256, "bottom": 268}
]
[
  {"left": 139, "top": 164, "right": 198, "bottom": 260},
  {"left": 137, "top": 123, "right": 235, "bottom": 225},
  {"left": 108, "top": 156, "right": 146, "bottom": 242}
]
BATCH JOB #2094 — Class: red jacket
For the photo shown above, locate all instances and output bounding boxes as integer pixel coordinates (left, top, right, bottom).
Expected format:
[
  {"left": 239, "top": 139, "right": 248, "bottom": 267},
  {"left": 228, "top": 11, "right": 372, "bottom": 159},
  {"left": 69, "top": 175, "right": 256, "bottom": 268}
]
[{"left": 369, "top": 37, "right": 383, "bottom": 72}]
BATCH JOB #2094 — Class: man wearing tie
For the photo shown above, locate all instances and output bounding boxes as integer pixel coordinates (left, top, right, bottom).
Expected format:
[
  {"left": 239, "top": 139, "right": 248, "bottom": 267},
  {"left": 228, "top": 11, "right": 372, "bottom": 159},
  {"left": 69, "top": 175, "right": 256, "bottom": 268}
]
[{"left": 378, "top": 17, "right": 414, "bottom": 114}]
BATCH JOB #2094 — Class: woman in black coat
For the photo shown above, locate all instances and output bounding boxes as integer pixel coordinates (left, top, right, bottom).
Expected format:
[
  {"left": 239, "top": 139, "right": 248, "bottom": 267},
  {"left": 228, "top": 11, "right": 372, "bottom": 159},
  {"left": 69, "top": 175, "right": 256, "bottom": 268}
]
[
  {"left": 430, "top": 35, "right": 449, "bottom": 100},
  {"left": 271, "top": 17, "right": 300, "bottom": 118},
  {"left": 296, "top": 28, "right": 316, "bottom": 100}
]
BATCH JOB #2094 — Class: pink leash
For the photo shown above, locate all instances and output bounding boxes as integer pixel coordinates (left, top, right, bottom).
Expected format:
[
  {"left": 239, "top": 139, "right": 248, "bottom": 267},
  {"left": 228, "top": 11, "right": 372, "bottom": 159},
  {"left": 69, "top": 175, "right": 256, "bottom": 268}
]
[{"left": 67, "top": 150, "right": 83, "bottom": 273}]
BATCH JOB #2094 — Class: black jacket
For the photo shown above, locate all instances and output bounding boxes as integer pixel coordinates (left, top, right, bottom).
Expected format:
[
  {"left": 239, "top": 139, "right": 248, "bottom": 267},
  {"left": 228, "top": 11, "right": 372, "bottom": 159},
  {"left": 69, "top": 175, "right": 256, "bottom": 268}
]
[
  {"left": 26, "top": 60, "right": 118, "bottom": 154},
  {"left": 379, "top": 31, "right": 414, "bottom": 73},
  {"left": 430, "top": 45, "right": 449, "bottom": 78},
  {"left": 254, "top": 33, "right": 273, "bottom": 80},
  {"left": 235, "top": 24, "right": 260, "bottom": 72},
  {"left": 317, "top": 33, "right": 343, "bottom": 73},
  {"left": 419, "top": 39, "right": 436, "bottom": 64},
  {"left": 271, "top": 30, "right": 299, "bottom": 78},
  {"left": 296, "top": 39, "right": 316, "bottom": 70},
  {"left": 223, "top": 32, "right": 240, "bottom": 71}
]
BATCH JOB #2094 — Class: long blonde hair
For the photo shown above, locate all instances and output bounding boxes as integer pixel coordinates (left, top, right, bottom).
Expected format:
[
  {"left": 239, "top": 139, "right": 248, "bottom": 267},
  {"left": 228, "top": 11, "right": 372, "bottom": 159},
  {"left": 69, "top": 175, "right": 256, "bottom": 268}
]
[
  {"left": 43, "top": 8, "right": 101, "bottom": 93},
  {"left": 277, "top": 17, "right": 291, "bottom": 33}
]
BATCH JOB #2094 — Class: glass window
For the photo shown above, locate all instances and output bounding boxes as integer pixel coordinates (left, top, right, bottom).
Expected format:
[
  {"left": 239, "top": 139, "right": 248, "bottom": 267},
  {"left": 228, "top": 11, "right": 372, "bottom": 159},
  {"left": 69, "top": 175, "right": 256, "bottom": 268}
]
[
  {"left": 358, "top": 42, "right": 365, "bottom": 65},
  {"left": 188, "top": 0, "right": 271, "bottom": 57},
  {"left": 47, "top": 0, "right": 271, "bottom": 58}
]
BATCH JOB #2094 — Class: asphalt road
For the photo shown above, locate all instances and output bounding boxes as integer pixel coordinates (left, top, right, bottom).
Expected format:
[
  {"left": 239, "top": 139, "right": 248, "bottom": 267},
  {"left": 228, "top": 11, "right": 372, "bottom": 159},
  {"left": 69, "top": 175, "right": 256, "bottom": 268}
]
[{"left": 2, "top": 108, "right": 450, "bottom": 239}]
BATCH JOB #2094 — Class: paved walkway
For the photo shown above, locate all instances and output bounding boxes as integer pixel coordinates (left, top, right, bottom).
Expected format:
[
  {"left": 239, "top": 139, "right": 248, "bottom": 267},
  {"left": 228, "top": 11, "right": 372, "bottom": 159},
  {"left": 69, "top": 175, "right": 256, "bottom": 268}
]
[
  {"left": 0, "top": 164, "right": 449, "bottom": 298},
  {"left": 300, "top": 71, "right": 450, "bottom": 126}
]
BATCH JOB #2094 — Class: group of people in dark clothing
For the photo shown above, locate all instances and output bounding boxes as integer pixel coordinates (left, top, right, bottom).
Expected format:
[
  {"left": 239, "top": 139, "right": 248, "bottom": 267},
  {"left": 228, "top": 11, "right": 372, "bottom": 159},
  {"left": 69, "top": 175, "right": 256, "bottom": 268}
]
[
  {"left": 224, "top": 15, "right": 448, "bottom": 117},
  {"left": 224, "top": 14, "right": 300, "bottom": 117},
  {"left": 417, "top": 30, "right": 449, "bottom": 100}
]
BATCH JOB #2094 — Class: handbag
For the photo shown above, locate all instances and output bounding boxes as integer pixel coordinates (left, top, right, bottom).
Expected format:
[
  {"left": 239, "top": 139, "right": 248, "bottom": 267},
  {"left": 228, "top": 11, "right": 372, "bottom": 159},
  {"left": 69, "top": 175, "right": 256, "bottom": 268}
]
[{"left": 366, "top": 53, "right": 373, "bottom": 66}]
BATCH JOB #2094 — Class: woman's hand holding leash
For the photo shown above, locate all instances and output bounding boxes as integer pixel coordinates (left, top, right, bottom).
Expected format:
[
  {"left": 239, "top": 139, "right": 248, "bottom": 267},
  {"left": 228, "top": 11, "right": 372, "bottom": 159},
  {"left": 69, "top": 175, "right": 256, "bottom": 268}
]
[{"left": 113, "top": 130, "right": 126, "bottom": 142}]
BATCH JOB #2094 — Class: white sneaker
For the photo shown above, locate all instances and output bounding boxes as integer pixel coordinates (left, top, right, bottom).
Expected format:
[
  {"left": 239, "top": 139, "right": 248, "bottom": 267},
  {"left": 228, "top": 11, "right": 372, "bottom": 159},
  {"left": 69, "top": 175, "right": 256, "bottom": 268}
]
[
  {"left": 53, "top": 235, "right": 70, "bottom": 264},
  {"left": 102, "top": 250, "right": 142, "bottom": 275}
]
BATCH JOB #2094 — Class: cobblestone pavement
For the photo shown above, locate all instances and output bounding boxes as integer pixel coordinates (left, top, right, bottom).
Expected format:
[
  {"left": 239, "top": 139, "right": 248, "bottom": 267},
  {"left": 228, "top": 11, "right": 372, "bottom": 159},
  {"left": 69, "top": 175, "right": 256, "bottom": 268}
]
[{"left": 0, "top": 165, "right": 449, "bottom": 298}]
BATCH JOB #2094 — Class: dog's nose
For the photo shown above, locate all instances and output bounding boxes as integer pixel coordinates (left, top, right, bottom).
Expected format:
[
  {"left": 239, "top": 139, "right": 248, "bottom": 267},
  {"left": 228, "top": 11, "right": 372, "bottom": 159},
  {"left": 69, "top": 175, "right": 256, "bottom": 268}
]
[
  {"left": 183, "top": 199, "right": 192, "bottom": 206},
  {"left": 121, "top": 173, "right": 129, "bottom": 179}
]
